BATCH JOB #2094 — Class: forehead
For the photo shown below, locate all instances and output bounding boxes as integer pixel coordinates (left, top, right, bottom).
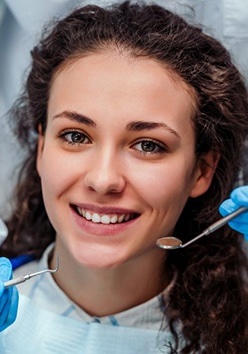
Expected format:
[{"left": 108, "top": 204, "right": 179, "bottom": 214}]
[
  {"left": 48, "top": 51, "right": 197, "bottom": 133},
  {"left": 52, "top": 50, "right": 196, "bottom": 99}
]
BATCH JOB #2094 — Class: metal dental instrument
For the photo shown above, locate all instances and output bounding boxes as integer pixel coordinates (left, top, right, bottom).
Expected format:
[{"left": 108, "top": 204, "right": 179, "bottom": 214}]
[
  {"left": 4, "top": 255, "right": 59, "bottom": 289},
  {"left": 156, "top": 206, "right": 248, "bottom": 250}
]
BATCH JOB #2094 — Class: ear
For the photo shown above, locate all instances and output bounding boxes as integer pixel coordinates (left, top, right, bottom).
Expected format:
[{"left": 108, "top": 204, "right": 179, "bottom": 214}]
[
  {"left": 36, "top": 124, "right": 45, "bottom": 177},
  {"left": 190, "top": 151, "right": 219, "bottom": 198}
]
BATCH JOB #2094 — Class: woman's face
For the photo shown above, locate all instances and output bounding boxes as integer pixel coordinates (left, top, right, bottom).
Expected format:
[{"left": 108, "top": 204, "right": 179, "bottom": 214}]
[{"left": 37, "top": 52, "right": 214, "bottom": 270}]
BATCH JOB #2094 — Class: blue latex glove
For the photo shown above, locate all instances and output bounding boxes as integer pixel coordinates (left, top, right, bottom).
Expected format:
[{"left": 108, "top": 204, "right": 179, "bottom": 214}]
[
  {"left": 219, "top": 186, "right": 248, "bottom": 241},
  {"left": 0, "top": 257, "right": 19, "bottom": 331}
]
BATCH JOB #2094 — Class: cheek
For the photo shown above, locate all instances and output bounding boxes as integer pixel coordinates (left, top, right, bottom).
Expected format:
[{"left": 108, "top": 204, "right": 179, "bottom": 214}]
[
  {"left": 127, "top": 157, "right": 196, "bottom": 210},
  {"left": 38, "top": 149, "right": 75, "bottom": 199}
]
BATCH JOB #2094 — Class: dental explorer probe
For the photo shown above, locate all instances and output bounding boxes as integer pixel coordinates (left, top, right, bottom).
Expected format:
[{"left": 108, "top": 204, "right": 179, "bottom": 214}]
[
  {"left": 156, "top": 206, "right": 248, "bottom": 250},
  {"left": 3, "top": 255, "right": 59, "bottom": 289}
]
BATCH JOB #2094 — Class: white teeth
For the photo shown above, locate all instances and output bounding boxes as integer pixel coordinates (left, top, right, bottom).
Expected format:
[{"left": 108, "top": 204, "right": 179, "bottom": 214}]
[
  {"left": 118, "top": 215, "right": 124, "bottom": 223},
  {"left": 85, "top": 211, "right": 92, "bottom": 220},
  {"left": 110, "top": 215, "right": 118, "bottom": 223},
  {"left": 76, "top": 207, "right": 131, "bottom": 224},
  {"left": 101, "top": 215, "right": 111, "bottom": 224},
  {"left": 92, "top": 213, "right": 101, "bottom": 223}
]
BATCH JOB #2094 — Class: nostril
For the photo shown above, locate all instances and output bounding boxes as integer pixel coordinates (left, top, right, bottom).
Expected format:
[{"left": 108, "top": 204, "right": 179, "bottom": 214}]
[{"left": 84, "top": 172, "right": 125, "bottom": 195}]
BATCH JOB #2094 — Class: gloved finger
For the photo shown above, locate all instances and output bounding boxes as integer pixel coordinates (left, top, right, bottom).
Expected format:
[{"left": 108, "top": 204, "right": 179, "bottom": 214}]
[
  {"left": 0, "top": 258, "right": 18, "bottom": 331},
  {"left": 0, "top": 288, "right": 12, "bottom": 314},
  {"left": 227, "top": 220, "right": 248, "bottom": 233},
  {"left": 0, "top": 290, "right": 11, "bottom": 329},
  {"left": 0, "top": 287, "right": 18, "bottom": 331},
  {"left": 219, "top": 199, "right": 236, "bottom": 217},
  {"left": 231, "top": 186, "right": 248, "bottom": 206},
  {"left": 219, "top": 199, "right": 248, "bottom": 241},
  {"left": 224, "top": 213, "right": 248, "bottom": 226},
  {"left": 219, "top": 198, "right": 248, "bottom": 218},
  {"left": 0, "top": 258, "right": 12, "bottom": 282},
  {"left": 0, "top": 257, "right": 14, "bottom": 315},
  {"left": 0, "top": 281, "right": 4, "bottom": 298},
  {"left": 0, "top": 258, "right": 13, "bottom": 313},
  {"left": 7, "top": 286, "right": 18, "bottom": 327},
  {"left": 219, "top": 215, "right": 248, "bottom": 235}
]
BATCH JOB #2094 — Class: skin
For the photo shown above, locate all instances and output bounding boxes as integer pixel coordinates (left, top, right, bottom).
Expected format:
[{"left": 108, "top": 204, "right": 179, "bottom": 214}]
[{"left": 37, "top": 51, "right": 216, "bottom": 316}]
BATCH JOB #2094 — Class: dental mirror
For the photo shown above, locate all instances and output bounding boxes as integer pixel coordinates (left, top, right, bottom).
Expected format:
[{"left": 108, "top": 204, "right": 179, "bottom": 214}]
[{"left": 156, "top": 206, "right": 248, "bottom": 250}]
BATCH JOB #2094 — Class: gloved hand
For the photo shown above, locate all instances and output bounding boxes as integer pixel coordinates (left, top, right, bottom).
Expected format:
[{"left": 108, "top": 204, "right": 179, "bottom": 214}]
[
  {"left": 0, "top": 257, "right": 19, "bottom": 331},
  {"left": 219, "top": 186, "right": 248, "bottom": 241}
]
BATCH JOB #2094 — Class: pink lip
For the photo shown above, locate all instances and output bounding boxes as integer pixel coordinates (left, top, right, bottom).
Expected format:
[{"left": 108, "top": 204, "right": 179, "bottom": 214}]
[{"left": 70, "top": 205, "right": 140, "bottom": 236}]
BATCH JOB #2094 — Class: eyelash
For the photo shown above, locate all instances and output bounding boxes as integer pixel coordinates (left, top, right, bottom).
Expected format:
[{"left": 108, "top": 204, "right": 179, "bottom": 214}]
[{"left": 58, "top": 130, "right": 91, "bottom": 145}]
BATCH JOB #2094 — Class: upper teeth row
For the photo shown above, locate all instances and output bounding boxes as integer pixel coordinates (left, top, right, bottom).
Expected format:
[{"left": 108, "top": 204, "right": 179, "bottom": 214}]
[{"left": 77, "top": 208, "right": 131, "bottom": 224}]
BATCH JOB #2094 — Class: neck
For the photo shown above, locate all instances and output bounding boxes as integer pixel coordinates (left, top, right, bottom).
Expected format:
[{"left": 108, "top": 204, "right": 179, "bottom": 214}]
[{"left": 51, "top": 246, "right": 168, "bottom": 317}]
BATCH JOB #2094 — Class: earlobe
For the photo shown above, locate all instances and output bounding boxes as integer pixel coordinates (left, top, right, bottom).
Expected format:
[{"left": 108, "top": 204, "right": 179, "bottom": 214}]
[
  {"left": 190, "top": 151, "right": 220, "bottom": 198},
  {"left": 36, "top": 125, "right": 45, "bottom": 176}
]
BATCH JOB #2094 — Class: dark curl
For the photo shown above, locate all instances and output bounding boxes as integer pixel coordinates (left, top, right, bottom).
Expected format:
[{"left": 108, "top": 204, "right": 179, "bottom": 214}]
[{"left": 2, "top": 1, "right": 248, "bottom": 352}]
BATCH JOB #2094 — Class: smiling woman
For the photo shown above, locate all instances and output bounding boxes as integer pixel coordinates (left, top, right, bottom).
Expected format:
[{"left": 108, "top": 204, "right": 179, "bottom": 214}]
[
  {"left": 1, "top": 1, "right": 248, "bottom": 353},
  {"left": 36, "top": 52, "right": 203, "bottom": 272}
]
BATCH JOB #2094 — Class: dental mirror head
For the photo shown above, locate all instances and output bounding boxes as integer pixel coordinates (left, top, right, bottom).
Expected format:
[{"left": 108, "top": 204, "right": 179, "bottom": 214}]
[
  {"left": 156, "top": 206, "right": 248, "bottom": 250},
  {"left": 156, "top": 236, "right": 182, "bottom": 250}
]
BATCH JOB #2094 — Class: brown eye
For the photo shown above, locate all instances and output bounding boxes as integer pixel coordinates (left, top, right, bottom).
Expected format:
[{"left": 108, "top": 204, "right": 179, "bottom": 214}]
[
  {"left": 141, "top": 141, "right": 157, "bottom": 152},
  {"left": 70, "top": 132, "right": 86, "bottom": 143},
  {"left": 132, "top": 139, "right": 167, "bottom": 154},
  {"left": 59, "top": 130, "right": 91, "bottom": 145}
]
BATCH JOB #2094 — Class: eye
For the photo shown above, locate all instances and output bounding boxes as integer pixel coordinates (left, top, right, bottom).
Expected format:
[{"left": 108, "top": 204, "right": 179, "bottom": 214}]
[
  {"left": 59, "top": 130, "right": 91, "bottom": 145},
  {"left": 132, "top": 139, "right": 167, "bottom": 154}
]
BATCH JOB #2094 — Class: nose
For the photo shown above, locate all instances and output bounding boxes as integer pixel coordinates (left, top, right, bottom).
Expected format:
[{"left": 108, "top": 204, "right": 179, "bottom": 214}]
[{"left": 84, "top": 149, "right": 126, "bottom": 195}]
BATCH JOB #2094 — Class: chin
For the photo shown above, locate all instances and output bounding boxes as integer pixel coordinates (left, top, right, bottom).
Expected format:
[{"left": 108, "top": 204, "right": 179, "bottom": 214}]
[
  {"left": 79, "top": 258, "right": 126, "bottom": 270},
  {"left": 73, "top": 247, "right": 131, "bottom": 270}
]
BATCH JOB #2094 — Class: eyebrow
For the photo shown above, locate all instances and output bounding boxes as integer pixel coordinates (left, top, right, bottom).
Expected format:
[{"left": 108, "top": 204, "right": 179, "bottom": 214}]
[
  {"left": 53, "top": 111, "right": 96, "bottom": 127},
  {"left": 126, "top": 121, "right": 181, "bottom": 139},
  {"left": 53, "top": 110, "right": 180, "bottom": 139}
]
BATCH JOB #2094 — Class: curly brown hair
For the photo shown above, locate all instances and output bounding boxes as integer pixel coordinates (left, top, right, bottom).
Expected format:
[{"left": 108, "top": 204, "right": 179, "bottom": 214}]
[{"left": 2, "top": 1, "right": 248, "bottom": 352}]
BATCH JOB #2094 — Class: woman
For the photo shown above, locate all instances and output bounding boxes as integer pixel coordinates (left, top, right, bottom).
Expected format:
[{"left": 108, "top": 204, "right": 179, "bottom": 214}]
[{"left": 0, "top": 1, "right": 248, "bottom": 353}]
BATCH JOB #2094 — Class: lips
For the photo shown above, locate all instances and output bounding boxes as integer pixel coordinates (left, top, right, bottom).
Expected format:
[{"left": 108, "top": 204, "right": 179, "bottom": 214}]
[{"left": 74, "top": 206, "right": 138, "bottom": 225}]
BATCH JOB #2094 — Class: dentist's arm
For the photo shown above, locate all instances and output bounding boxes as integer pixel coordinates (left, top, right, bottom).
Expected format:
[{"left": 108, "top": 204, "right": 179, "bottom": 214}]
[
  {"left": 0, "top": 258, "right": 19, "bottom": 331},
  {"left": 219, "top": 186, "right": 248, "bottom": 241}
]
